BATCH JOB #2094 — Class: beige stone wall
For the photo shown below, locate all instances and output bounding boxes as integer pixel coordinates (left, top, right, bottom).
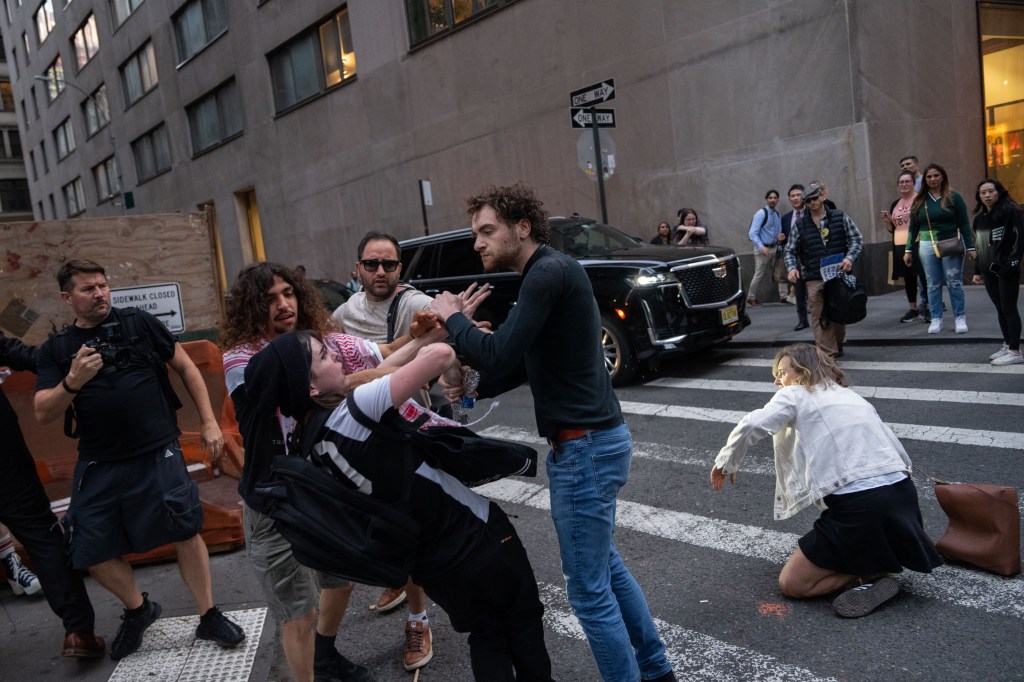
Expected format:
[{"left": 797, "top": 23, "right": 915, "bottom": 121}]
[{"left": 0, "top": 213, "right": 222, "bottom": 345}]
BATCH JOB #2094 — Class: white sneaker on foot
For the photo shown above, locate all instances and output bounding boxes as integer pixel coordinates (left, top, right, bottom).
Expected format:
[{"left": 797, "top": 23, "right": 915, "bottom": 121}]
[
  {"left": 990, "top": 344, "right": 1010, "bottom": 360},
  {"left": 992, "top": 351, "right": 1023, "bottom": 366},
  {"left": 954, "top": 316, "right": 968, "bottom": 334},
  {"left": 928, "top": 319, "right": 942, "bottom": 334}
]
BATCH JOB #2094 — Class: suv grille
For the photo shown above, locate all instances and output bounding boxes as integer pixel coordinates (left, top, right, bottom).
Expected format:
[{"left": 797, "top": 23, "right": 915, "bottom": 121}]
[{"left": 674, "top": 257, "right": 741, "bottom": 307}]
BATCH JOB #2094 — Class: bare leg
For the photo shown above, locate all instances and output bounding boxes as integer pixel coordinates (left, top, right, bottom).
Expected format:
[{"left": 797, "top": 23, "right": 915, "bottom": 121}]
[
  {"left": 316, "top": 584, "right": 353, "bottom": 636},
  {"left": 406, "top": 579, "right": 427, "bottom": 615},
  {"left": 778, "top": 548, "right": 859, "bottom": 598},
  {"left": 174, "top": 535, "right": 214, "bottom": 614},
  {"left": 281, "top": 610, "right": 316, "bottom": 682},
  {"left": 88, "top": 557, "right": 143, "bottom": 609}
]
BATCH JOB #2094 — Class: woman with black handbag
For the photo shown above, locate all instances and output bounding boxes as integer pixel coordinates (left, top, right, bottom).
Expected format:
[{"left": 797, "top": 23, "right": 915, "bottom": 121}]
[
  {"left": 710, "top": 344, "right": 943, "bottom": 619},
  {"left": 903, "top": 163, "right": 975, "bottom": 334},
  {"left": 971, "top": 178, "right": 1023, "bottom": 365}
]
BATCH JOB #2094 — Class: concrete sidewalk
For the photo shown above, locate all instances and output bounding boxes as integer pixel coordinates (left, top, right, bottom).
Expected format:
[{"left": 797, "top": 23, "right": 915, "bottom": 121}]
[{"left": 730, "top": 284, "right": 1020, "bottom": 350}]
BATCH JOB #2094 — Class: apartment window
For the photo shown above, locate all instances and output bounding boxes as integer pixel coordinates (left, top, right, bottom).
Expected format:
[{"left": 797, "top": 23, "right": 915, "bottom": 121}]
[
  {"left": 92, "top": 155, "right": 119, "bottom": 201},
  {"left": 39, "top": 138, "right": 48, "bottom": 172},
  {"left": 28, "top": 148, "right": 36, "bottom": 180},
  {"left": 63, "top": 177, "right": 84, "bottom": 215},
  {"left": 44, "top": 55, "right": 64, "bottom": 101},
  {"left": 120, "top": 40, "right": 157, "bottom": 105},
  {"left": 173, "top": 0, "right": 226, "bottom": 64},
  {"left": 131, "top": 123, "right": 170, "bottom": 181},
  {"left": 0, "top": 128, "right": 23, "bottom": 158},
  {"left": 268, "top": 6, "right": 355, "bottom": 113},
  {"left": 72, "top": 14, "right": 99, "bottom": 71},
  {"left": 0, "top": 81, "right": 13, "bottom": 111},
  {"left": 9, "top": 46, "right": 17, "bottom": 78},
  {"left": 186, "top": 78, "right": 241, "bottom": 154},
  {"left": 54, "top": 117, "right": 75, "bottom": 160},
  {"left": 34, "top": 0, "right": 54, "bottom": 44},
  {"left": 0, "top": 32, "right": 6, "bottom": 61},
  {"left": 405, "top": 0, "right": 512, "bottom": 46},
  {"left": 109, "top": 0, "right": 143, "bottom": 27},
  {"left": 4, "top": 1, "right": 11, "bottom": 25},
  {"left": 83, "top": 83, "right": 109, "bottom": 136},
  {"left": 0, "top": 179, "right": 31, "bottom": 212}
]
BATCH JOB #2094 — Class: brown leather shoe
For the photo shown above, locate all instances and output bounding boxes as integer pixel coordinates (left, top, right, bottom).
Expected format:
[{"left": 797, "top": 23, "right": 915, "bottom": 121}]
[{"left": 62, "top": 632, "right": 106, "bottom": 658}]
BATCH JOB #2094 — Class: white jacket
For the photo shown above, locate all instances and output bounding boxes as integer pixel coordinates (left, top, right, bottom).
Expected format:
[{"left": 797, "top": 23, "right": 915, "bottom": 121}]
[{"left": 714, "top": 383, "right": 911, "bottom": 520}]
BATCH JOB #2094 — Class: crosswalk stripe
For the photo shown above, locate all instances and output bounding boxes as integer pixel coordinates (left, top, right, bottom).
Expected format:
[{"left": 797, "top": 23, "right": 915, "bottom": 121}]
[
  {"left": 480, "top": 425, "right": 781, "bottom": 476},
  {"left": 538, "top": 583, "right": 837, "bottom": 681},
  {"left": 722, "top": 357, "right": 1024, "bottom": 374},
  {"left": 479, "top": 478, "right": 1024, "bottom": 620},
  {"left": 478, "top": 426, "right": 1024, "bottom": 506},
  {"left": 646, "top": 377, "right": 1024, "bottom": 407},
  {"left": 617, "top": 400, "right": 1024, "bottom": 450}
]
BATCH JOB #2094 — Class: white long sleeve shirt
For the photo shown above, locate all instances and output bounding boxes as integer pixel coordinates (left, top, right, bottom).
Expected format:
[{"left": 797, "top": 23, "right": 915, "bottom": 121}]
[{"left": 714, "top": 383, "right": 911, "bottom": 520}]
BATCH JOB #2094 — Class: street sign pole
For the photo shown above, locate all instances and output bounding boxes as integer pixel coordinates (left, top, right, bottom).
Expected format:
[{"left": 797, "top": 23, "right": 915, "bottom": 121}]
[{"left": 591, "top": 106, "right": 608, "bottom": 223}]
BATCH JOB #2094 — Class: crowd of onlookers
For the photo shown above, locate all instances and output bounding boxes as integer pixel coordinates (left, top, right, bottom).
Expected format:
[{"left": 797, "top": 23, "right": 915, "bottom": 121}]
[{"left": 648, "top": 156, "right": 1022, "bottom": 365}]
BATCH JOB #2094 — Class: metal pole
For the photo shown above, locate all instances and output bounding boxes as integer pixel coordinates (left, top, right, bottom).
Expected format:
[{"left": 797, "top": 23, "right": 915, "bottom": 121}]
[
  {"left": 590, "top": 106, "right": 608, "bottom": 223},
  {"left": 418, "top": 180, "right": 430, "bottom": 236}
]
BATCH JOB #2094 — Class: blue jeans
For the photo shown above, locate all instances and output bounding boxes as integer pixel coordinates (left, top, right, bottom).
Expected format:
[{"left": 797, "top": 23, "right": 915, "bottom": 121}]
[
  {"left": 547, "top": 424, "right": 671, "bottom": 682},
  {"left": 918, "top": 240, "right": 965, "bottom": 319}
]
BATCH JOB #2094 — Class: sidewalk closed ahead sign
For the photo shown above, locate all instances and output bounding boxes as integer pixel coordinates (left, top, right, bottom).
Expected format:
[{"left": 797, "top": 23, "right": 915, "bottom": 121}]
[{"left": 110, "top": 283, "right": 186, "bottom": 333}]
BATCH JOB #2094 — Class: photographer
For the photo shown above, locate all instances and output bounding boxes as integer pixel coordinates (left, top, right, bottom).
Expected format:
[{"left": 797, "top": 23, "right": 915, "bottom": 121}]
[{"left": 34, "top": 260, "right": 244, "bottom": 661}]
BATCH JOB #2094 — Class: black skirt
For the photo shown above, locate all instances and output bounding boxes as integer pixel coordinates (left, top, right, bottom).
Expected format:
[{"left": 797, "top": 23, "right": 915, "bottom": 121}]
[{"left": 798, "top": 476, "right": 943, "bottom": 576}]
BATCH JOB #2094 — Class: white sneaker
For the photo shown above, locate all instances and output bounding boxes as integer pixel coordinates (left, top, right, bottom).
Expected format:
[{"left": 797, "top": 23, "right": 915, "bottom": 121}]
[
  {"left": 992, "top": 351, "right": 1023, "bottom": 366},
  {"left": 990, "top": 344, "right": 1010, "bottom": 360},
  {"left": 4, "top": 552, "right": 41, "bottom": 596},
  {"left": 954, "top": 316, "right": 968, "bottom": 334},
  {"left": 927, "top": 319, "right": 942, "bottom": 334}
]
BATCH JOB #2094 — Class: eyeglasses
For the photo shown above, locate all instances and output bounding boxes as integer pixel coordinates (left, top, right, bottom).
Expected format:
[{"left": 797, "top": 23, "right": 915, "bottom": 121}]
[
  {"left": 359, "top": 259, "right": 400, "bottom": 273},
  {"left": 805, "top": 196, "right": 821, "bottom": 203}
]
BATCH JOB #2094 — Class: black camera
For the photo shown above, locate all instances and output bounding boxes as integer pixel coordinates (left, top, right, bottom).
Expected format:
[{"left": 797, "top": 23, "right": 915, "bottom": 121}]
[{"left": 82, "top": 321, "right": 132, "bottom": 371}]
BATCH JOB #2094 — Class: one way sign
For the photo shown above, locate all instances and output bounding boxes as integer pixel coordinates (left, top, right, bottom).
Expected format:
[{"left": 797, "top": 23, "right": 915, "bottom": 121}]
[
  {"left": 570, "top": 107, "right": 616, "bottom": 128},
  {"left": 570, "top": 79, "right": 616, "bottom": 107}
]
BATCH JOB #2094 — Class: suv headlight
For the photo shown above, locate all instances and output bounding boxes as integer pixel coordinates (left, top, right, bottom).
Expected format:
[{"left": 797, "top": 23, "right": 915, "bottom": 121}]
[{"left": 629, "top": 272, "right": 673, "bottom": 287}]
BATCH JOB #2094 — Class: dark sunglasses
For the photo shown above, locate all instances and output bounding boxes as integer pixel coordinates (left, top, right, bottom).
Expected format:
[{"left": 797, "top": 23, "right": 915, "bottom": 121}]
[{"left": 359, "top": 259, "right": 400, "bottom": 273}]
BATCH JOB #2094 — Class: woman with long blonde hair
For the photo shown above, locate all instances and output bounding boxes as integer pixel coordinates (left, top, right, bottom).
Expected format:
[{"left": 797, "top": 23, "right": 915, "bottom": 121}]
[{"left": 711, "top": 344, "right": 941, "bottom": 618}]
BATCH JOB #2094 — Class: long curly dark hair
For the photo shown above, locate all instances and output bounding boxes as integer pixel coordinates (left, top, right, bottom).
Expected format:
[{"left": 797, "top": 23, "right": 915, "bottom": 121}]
[{"left": 219, "top": 262, "right": 336, "bottom": 350}]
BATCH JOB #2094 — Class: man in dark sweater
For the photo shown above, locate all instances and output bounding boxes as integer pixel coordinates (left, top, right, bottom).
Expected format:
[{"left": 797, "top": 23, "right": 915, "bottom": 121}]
[{"left": 429, "top": 184, "right": 675, "bottom": 682}]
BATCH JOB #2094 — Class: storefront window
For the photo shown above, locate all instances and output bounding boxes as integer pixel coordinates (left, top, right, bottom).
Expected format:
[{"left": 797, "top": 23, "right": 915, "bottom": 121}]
[{"left": 981, "top": 2, "right": 1024, "bottom": 200}]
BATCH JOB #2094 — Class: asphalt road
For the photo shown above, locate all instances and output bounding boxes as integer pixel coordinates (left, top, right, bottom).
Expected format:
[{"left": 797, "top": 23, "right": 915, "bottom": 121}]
[{"left": 2, "top": 340, "right": 1023, "bottom": 681}]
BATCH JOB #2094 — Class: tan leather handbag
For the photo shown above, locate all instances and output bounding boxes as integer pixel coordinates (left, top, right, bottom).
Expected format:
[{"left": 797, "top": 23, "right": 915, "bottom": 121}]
[{"left": 933, "top": 480, "right": 1021, "bottom": 576}]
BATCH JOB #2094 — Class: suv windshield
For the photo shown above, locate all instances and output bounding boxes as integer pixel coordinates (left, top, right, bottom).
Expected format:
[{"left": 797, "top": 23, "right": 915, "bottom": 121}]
[{"left": 549, "top": 220, "right": 640, "bottom": 258}]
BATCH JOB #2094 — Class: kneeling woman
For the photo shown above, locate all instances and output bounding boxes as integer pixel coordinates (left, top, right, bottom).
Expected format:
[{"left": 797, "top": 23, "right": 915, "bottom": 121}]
[
  {"left": 257, "top": 331, "right": 554, "bottom": 682},
  {"left": 710, "top": 344, "right": 941, "bottom": 617}
]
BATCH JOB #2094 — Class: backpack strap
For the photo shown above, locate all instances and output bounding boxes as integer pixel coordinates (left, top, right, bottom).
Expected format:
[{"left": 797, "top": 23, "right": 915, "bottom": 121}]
[
  {"left": 119, "top": 308, "right": 183, "bottom": 412},
  {"left": 385, "top": 288, "right": 410, "bottom": 344}
]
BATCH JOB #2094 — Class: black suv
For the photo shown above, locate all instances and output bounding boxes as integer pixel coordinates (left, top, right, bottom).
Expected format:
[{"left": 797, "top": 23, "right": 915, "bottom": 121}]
[{"left": 399, "top": 216, "right": 749, "bottom": 385}]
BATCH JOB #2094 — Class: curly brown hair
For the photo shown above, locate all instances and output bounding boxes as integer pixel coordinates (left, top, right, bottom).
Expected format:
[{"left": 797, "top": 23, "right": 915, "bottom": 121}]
[
  {"left": 219, "top": 262, "right": 336, "bottom": 350},
  {"left": 465, "top": 183, "right": 549, "bottom": 245}
]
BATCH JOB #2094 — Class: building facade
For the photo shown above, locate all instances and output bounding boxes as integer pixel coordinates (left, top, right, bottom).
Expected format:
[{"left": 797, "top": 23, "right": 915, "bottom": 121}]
[
  {"left": 2, "top": 0, "right": 1021, "bottom": 294},
  {"left": 0, "top": 25, "right": 31, "bottom": 222}
]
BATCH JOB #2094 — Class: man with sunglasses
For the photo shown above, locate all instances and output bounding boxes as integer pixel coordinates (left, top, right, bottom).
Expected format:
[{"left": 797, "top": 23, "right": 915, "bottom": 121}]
[
  {"left": 330, "top": 231, "right": 437, "bottom": 672},
  {"left": 332, "top": 233, "right": 433, "bottom": 346}
]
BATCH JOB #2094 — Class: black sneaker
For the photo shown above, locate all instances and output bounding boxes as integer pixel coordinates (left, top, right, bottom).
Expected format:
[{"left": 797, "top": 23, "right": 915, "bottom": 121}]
[
  {"left": 314, "top": 648, "right": 372, "bottom": 682},
  {"left": 109, "top": 593, "right": 162, "bottom": 660},
  {"left": 832, "top": 577, "right": 899, "bottom": 618},
  {"left": 899, "top": 309, "right": 919, "bottom": 323},
  {"left": 195, "top": 606, "right": 246, "bottom": 647}
]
